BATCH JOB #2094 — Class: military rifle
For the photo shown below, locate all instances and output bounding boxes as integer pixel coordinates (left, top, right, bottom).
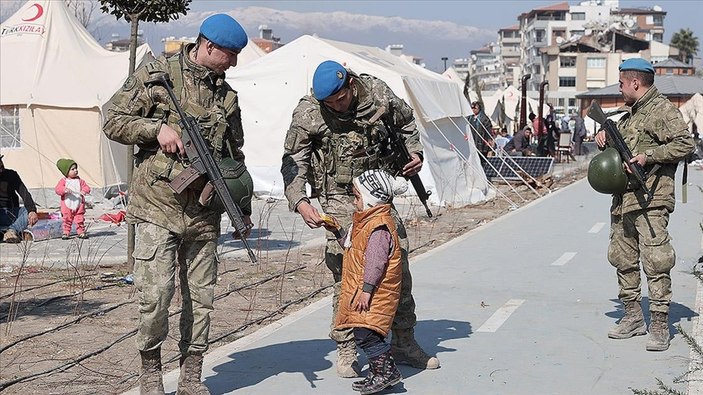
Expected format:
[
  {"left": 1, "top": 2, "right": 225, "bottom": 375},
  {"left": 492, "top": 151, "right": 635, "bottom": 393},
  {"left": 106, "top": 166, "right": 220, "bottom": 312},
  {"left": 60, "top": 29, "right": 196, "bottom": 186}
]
[
  {"left": 587, "top": 101, "right": 654, "bottom": 204},
  {"left": 378, "top": 109, "right": 433, "bottom": 217},
  {"left": 144, "top": 73, "right": 257, "bottom": 263}
]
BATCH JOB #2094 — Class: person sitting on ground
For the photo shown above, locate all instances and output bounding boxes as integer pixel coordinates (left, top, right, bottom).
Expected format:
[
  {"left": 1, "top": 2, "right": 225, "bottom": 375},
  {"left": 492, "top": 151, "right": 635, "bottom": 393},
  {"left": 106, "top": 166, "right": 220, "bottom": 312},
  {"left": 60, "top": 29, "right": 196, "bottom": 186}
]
[
  {"left": 503, "top": 126, "right": 533, "bottom": 156},
  {"left": 494, "top": 127, "right": 511, "bottom": 153},
  {"left": 55, "top": 158, "right": 91, "bottom": 239},
  {"left": 0, "top": 154, "right": 38, "bottom": 243},
  {"left": 323, "top": 169, "right": 407, "bottom": 395}
]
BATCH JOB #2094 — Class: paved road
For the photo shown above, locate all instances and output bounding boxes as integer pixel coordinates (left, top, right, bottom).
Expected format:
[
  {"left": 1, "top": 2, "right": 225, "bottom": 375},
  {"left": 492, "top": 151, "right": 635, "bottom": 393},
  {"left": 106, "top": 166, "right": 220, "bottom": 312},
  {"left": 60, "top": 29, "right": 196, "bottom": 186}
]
[{"left": 120, "top": 164, "right": 702, "bottom": 395}]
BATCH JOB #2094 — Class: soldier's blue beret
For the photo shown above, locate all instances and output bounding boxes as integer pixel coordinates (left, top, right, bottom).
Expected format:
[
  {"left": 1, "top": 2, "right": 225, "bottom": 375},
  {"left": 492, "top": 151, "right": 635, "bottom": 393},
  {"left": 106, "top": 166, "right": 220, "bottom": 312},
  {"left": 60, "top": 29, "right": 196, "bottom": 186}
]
[
  {"left": 313, "top": 60, "right": 348, "bottom": 100},
  {"left": 619, "top": 58, "right": 654, "bottom": 74},
  {"left": 200, "top": 14, "right": 248, "bottom": 52}
]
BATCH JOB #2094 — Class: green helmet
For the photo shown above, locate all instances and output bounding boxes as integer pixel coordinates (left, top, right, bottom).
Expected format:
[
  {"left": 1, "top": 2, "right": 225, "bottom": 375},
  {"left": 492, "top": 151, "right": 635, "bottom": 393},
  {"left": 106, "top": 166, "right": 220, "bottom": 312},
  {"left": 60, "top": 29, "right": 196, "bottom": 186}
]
[
  {"left": 587, "top": 147, "right": 628, "bottom": 195},
  {"left": 209, "top": 158, "right": 254, "bottom": 215}
]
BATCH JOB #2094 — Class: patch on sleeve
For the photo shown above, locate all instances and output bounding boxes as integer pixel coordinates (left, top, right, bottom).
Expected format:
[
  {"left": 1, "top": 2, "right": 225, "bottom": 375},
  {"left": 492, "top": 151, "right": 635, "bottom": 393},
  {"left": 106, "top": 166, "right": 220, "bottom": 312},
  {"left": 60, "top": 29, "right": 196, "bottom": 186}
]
[{"left": 122, "top": 76, "right": 137, "bottom": 91}]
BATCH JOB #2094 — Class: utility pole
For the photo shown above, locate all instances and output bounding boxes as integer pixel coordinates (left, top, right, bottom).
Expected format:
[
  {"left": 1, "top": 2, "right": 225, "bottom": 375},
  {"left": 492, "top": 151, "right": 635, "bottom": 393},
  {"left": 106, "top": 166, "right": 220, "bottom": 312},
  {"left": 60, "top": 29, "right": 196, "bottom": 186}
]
[{"left": 441, "top": 57, "right": 448, "bottom": 71}]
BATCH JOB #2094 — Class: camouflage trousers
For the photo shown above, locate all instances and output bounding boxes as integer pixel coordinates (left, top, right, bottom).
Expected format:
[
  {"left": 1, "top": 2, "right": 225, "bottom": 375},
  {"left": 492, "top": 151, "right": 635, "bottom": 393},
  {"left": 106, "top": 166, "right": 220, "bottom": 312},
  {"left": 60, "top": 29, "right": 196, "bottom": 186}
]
[
  {"left": 322, "top": 194, "right": 417, "bottom": 343},
  {"left": 608, "top": 207, "right": 676, "bottom": 313},
  {"left": 133, "top": 222, "right": 218, "bottom": 355}
]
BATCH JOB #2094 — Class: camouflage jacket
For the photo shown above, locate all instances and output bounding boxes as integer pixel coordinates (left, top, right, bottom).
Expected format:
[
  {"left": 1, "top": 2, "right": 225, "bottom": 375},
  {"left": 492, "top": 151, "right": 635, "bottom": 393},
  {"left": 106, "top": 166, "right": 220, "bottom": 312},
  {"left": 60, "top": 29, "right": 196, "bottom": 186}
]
[
  {"left": 281, "top": 72, "right": 423, "bottom": 213},
  {"left": 103, "top": 44, "right": 245, "bottom": 240},
  {"left": 611, "top": 85, "right": 694, "bottom": 215}
]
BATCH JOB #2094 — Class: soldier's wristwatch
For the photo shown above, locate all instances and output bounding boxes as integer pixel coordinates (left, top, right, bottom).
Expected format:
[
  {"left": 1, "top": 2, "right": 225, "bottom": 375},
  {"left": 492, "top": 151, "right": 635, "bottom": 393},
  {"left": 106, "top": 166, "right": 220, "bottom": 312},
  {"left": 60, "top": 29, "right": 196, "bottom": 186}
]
[{"left": 644, "top": 149, "right": 655, "bottom": 163}]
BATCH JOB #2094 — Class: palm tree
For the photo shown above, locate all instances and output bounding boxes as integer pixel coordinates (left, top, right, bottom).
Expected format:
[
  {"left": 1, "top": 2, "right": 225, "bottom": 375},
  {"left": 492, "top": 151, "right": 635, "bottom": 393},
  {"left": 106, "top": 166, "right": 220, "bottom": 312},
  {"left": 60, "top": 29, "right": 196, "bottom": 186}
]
[{"left": 670, "top": 28, "right": 699, "bottom": 64}]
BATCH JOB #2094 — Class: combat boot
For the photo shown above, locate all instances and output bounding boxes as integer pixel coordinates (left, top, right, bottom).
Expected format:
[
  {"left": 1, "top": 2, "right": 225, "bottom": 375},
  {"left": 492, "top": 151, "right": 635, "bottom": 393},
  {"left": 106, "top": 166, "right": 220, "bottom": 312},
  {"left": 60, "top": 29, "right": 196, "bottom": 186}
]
[
  {"left": 391, "top": 328, "right": 440, "bottom": 369},
  {"left": 608, "top": 301, "right": 647, "bottom": 339},
  {"left": 357, "top": 350, "right": 402, "bottom": 395},
  {"left": 336, "top": 339, "right": 361, "bottom": 378},
  {"left": 646, "top": 312, "right": 670, "bottom": 352},
  {"left": 139, "top": 349, "right": 165, "bottom": 395},
  {"left": 177, "top": 353, "right": 210, "bottom": 395}
]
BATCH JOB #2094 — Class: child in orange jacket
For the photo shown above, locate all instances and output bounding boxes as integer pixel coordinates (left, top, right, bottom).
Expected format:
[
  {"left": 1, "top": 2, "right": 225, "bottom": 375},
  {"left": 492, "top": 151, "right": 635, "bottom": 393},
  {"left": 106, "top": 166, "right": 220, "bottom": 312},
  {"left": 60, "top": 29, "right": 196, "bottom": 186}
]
[
  {"left": 323, "top": 169, "right": 408, "bottom": 395},
  {"left": 55, "top": 158, "right": 90, "bottom": 239}
]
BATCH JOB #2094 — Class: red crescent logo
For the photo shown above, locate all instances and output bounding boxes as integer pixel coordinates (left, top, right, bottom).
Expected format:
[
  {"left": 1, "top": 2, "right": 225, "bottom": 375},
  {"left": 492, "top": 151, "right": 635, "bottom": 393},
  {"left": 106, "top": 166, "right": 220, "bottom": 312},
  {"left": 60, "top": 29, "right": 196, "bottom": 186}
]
[{"left": 22, "top": 3, "right": 44, "bottom": 22}]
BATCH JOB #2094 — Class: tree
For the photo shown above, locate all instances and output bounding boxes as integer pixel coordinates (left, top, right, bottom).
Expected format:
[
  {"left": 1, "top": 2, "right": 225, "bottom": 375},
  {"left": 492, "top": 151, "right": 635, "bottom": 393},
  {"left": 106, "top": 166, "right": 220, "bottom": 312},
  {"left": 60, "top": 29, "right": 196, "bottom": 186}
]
[
  {"left": 98, "top": 0, "right": 191, "bottom": 268},
  {"left": 99, "top": 0, "right": 191, "bottom": 74},
  {"left": 65, "top": 0, "right": 98, "bottom": 29},
  {"left": 670, "top": 28, "right": 699, "bottom": 64}
]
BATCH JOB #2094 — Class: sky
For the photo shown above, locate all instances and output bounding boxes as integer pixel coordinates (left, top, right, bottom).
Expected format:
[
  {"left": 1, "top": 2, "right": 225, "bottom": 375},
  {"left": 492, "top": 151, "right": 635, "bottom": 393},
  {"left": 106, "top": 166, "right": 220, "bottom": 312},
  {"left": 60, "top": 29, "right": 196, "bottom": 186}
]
[{"left": 2, "top": 1, "right": 702, "bottom": 72}]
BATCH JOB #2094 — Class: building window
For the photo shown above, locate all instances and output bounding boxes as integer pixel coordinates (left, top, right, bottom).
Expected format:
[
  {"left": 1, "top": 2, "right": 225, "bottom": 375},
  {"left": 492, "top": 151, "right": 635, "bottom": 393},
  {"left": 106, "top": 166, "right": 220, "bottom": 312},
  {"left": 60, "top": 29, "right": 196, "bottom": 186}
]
[
  {"left": 568, "top": 98, "right": 576, "bottom": 107},
  {"left": 587, "top": 57, "right": 606, "bottom": 68},
  {"left": 0, "top": 106, "right": 21, "bottom": 149},
  {"left": 559, "top": 77, "right": 576, "bottom": 87},
  {"left": 560, "top": 56, "right": 576, "bottom": 68},
  {"left": 571, "top": 12, "right": 585, "bottom": 21},
  {"left": 653, "top": 33, "right": 663, "bottom": 42},
  {"left": 666, "top": 68, "right": 673, "bottom": 75},
  {"left": 535, "top": 30, "right": 545, "bottom": 43},
  {"left": 653, "top": 15, "right": 663, "bottom": 26}
]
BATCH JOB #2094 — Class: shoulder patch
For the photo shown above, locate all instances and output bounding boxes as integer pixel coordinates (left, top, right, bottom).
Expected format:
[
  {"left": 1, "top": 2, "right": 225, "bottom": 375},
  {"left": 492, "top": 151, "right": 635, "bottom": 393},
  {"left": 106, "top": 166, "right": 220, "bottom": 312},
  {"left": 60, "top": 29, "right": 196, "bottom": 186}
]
[{"left": 122, "top": 76, "right": 137, "bottom": 91}]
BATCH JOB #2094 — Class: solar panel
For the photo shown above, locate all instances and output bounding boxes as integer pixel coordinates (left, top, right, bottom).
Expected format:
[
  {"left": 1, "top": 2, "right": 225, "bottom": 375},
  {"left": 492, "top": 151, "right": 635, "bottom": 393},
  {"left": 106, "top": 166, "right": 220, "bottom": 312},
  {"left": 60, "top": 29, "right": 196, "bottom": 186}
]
[{"left": 484, "top": 156, "right": 554, "bottom": 180}]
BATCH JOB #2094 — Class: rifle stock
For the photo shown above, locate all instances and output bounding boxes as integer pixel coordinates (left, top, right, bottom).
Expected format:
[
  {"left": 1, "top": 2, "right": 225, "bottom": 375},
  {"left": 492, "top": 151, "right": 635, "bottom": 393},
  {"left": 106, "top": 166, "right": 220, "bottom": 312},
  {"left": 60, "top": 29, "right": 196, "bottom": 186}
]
[
  {"left": 144, "top": 73, "right": 257, "bottom": 263},
  {"left": 587, "top": 101, "right": 653, "bottom": 204}
]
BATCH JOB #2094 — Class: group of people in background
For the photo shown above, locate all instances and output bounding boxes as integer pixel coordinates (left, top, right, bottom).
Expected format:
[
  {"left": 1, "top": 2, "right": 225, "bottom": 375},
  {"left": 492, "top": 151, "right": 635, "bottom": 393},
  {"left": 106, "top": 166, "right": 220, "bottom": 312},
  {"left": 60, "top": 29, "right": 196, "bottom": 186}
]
[
  {"left": 0, "top": 155, "right": 90, "bottom": 243},
  {"left": 467, "top": 100, "right": 588, "bottom": 161}
]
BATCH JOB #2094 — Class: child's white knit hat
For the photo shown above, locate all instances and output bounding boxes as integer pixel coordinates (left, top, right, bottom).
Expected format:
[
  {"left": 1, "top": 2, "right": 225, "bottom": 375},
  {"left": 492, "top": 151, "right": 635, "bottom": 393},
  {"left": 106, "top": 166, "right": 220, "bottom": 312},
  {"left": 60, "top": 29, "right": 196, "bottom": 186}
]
[{"left": 353, "top": 169, "right": 408, "bottom": 208}]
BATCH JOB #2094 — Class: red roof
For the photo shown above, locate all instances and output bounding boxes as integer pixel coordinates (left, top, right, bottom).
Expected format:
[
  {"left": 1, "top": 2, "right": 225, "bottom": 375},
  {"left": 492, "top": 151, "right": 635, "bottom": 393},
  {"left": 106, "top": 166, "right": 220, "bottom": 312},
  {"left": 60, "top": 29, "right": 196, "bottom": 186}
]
[
  {"left": 499, "top": 24, "right": 520, "bottom": 31},
  {"left": 535, "top": 2, "right": 570, "bottom": 12}
]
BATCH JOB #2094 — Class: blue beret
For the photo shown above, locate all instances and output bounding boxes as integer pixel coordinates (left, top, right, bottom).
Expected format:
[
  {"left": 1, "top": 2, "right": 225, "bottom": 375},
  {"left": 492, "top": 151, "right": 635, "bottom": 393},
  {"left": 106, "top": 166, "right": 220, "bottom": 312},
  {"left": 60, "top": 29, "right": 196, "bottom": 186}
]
[
  {"left": 619, "top": 58, "right": 654, "bottom": 74},
  {"left": 313, "top": 60, "right": 348, "bottom": 100},
  {"left": 200, "top": 14, "right": 248, "bottom": 52}
]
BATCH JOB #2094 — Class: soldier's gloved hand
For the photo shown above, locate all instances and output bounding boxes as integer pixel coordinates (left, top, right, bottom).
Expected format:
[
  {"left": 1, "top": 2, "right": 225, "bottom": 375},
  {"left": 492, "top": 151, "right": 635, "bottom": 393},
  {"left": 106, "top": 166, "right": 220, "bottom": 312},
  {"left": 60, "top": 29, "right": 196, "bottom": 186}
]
[
  {"left": 402, "top": 153, "right": 423, "bottom": 177},
  {"left": 158, "top": 123, "right": 185, "bottom": 155},
  {"left": 296, "top": 200, "right": 323, "bottom": 229}
]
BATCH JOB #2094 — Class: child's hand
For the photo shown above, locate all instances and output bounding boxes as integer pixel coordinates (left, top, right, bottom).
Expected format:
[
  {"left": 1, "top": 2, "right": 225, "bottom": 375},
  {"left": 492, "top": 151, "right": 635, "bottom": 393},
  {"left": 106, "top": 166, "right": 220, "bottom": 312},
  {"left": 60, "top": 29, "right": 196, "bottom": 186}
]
[
  {"left": 354, "top": 291, "right": 372, "bottom": 312},
  {"left": 320, "top": 213, "right": 340, "bottom": 232}
]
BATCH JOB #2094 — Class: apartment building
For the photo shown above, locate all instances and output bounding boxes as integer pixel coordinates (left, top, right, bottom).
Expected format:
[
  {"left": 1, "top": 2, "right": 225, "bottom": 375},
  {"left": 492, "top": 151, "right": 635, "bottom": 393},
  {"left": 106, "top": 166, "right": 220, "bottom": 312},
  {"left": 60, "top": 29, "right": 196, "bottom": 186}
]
[
  {"left": 469, "top": 43, "right": 503, "bottom": 91},
  {"left": 498, "top": 25, "right": 520, "bottom": 87}
]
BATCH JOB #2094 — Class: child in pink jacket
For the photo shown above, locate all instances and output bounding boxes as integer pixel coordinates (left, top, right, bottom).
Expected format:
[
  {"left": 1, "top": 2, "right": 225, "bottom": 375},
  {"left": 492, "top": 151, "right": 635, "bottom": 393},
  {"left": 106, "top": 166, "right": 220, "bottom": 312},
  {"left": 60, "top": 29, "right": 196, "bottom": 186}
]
[{"left": 55, "top": 158, "right": 90, "bottom": 239}]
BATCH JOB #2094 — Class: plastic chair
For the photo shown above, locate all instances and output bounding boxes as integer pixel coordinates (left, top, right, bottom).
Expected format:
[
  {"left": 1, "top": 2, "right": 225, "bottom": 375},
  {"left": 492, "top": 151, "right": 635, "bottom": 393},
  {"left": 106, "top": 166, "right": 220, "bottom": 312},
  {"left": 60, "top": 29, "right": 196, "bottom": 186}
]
[{"left": 556, "top": 132, "right": 573, "bottom": 163}]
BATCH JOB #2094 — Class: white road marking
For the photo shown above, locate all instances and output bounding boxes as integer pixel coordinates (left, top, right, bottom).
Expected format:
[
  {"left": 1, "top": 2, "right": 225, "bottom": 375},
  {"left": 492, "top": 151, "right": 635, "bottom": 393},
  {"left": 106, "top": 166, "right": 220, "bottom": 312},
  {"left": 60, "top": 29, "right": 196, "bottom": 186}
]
[
  {"left": 588, "top": 222, "right": 606, "bottom": 233},
  {"left": 476, "top": 299, "right": 525, "bottom": 333},
  {"left": 551, "top": 252, "right": 577, "bottom": 266}
]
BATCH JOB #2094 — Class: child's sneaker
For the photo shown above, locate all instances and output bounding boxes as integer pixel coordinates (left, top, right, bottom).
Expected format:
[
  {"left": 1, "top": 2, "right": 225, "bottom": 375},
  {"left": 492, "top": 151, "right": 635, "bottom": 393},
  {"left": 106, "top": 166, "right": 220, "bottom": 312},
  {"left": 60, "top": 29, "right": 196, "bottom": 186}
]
[
  {"left": 78, "top": 233, "right": 89, "bottom": 240},
  {"left": 62, "top": 234, "right": 71, "bottom": 240}
]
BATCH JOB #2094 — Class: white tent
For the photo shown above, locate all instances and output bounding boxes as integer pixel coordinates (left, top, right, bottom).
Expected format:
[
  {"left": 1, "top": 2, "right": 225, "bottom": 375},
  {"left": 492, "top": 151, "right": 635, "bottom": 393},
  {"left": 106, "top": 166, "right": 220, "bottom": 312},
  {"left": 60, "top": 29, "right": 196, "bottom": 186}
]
[
  {"left": 441, "top": 67, "right": 478, "bottom": 103},
  {"left": 0, "top": 0, "right": 151, "bottom": 206},
  {"left": 237, "top": 40, "right": 267, "bottom": 66},
  {"left": 680, "top": 93, "right": 703, "bottom": 132},
  {"left": 482, "top": 86, "right": 540, "bottom": 134},
  {"left": 228, "top": 35, "right": 494, "bottom": 206}
]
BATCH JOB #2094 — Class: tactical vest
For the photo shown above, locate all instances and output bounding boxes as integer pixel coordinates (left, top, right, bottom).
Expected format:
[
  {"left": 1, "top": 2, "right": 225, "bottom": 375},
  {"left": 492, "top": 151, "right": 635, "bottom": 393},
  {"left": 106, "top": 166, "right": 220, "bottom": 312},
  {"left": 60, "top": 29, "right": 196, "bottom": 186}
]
[
  {"left": 140, "top": 52, "right": 245, "bottom": 186},
  {"left": 313, "top": 81, "right": 393, "bottom": 192}
]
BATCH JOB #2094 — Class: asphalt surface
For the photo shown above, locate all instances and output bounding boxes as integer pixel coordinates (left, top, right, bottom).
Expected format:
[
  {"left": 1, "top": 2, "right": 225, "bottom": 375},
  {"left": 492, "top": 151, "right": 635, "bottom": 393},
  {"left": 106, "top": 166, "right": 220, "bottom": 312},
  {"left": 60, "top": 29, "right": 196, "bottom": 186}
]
[{"left": 116, "top": 161, "right": 701, "bottom": 395}]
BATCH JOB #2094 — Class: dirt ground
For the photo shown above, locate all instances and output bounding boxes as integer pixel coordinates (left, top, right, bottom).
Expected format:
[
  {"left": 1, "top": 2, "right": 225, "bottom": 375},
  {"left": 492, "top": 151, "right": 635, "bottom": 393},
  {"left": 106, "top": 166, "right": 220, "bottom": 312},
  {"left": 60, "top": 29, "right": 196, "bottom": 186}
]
[{"left": 0, "top": 168, "right": 585, "bottom": 394}]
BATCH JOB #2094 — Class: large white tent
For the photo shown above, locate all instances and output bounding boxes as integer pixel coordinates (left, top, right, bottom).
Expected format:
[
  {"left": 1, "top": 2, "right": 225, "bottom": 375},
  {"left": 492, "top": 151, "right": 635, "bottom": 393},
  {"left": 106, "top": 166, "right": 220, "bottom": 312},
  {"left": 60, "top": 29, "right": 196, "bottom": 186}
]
[
  {"left": 680, "top": 93, "right": 703, "bottom": 132},
  {"left": 0, "top": 0, "right": 151, "bottom": 206},
  {"left": 228, "top": 35, "right": 494, "bottom": 206}
]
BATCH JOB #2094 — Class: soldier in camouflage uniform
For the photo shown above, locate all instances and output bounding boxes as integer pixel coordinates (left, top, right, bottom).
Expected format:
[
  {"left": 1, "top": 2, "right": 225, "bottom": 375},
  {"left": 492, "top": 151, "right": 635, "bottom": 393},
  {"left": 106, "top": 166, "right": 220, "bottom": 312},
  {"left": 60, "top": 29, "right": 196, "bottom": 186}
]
[
  {"left": 281, "top": 60, "right": 440, "bottom": 378},
  {"left": 595, "top": 58, "right": 694, "bottom": 352},
  {"left": 103, "top": 14, "right": 251, "bottom": 394}
]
